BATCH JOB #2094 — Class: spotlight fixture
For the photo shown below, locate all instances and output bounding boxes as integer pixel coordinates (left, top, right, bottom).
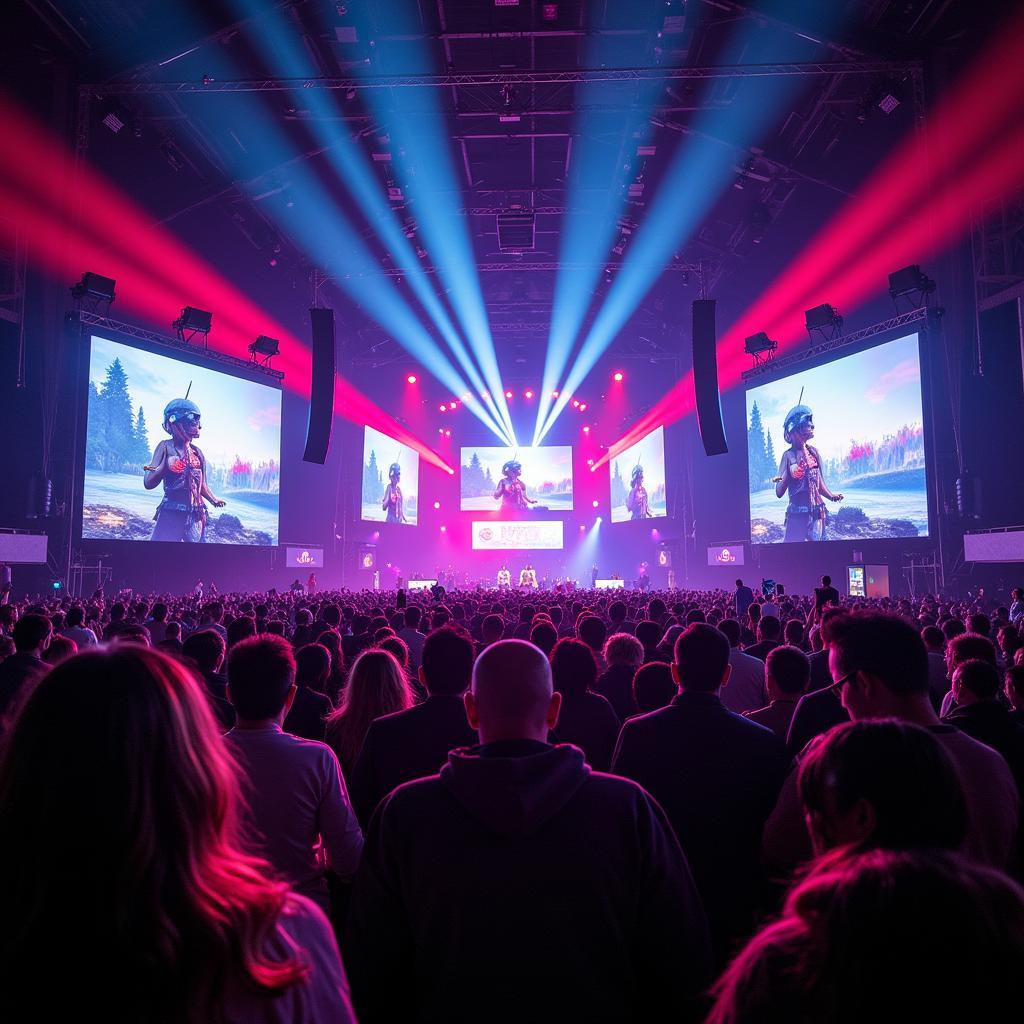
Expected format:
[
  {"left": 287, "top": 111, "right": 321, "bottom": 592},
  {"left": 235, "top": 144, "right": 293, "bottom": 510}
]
[
  {"left": 888, "top": 264, "right": 936, "bottom": 309},
  {"left": 592, "top": 499, "right": 599, "bottom": 508},
  {"left": 804, "top": 303, "right": 843, "bottom": 340},
  {"left": 440, "top": 525, "right": 447, "bottom": 533},
  {"left": 505, "top": 390, "right": 514, "bottom": 399},
  {"left": 70, "top": 271, "right": 116, "bottom": 311},
  {"left": 173, "top": 307, "right": 213, "bottom": 347},
  {"left": 406, "top": 373, "right": 418, "bottom": 384},
  {"left": 552, "top": 390, "right": 559, "bottom": 398},
  {"left": 496, "top": 208, "right": 535, "bottom": 253},
  {"left": 439, "top": 404, "right": 447, "bottom": 413},
  {"left": 612, "top": 371, "right": 624, "bottom": 382},
  {"left": 449, "top": 402, "right": 457, "bottom": 410},
  {"left": 743, "top": 331, "right": 778, "bottom": 368},
  {"left": 583, "top": 426, "right": 590, "bottom": 433},
  {"left": 248, "top": 334, "right": 280, "bottom": 367},
  {"left": 524, "top": 389, "right": 534, "bottom": 399},
  {"left": 433, "top": 501, "right": 441, "bottom": 509},
  {"left": 572, "top": 399, "right": 580, "bottom": 408},
  {"left": 445, "top": 429, "right": 451, "bottom": 436},
  {"left": 579, "top": 403, "right": 587, "bottom": 412}
]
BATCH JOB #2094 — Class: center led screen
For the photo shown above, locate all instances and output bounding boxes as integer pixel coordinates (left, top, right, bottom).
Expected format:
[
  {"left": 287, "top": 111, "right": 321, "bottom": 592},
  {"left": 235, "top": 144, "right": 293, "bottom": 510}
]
[
  {"left": 745, "top": 332, "right": 928, "bottom": 544},
  {"left": 610, "top": 426, "right": 667, "bottom": 523},
  {"left": 460, "top": 445, "right": 573, "bottom": 513},
  {"left": 82, "top": 335, "right": 281, "bottom": 545}
]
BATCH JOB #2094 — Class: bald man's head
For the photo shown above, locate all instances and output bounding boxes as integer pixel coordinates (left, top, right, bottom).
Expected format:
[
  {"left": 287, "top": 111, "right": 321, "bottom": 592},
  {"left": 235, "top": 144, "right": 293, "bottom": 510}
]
[{"left": 466, "top": 639, "right": 559, "bottom": 743}]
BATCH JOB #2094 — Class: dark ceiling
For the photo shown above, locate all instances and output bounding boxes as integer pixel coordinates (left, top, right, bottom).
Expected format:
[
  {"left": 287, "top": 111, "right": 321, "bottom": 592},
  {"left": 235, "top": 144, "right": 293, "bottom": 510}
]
[{"left": 6, "top": 0, "right": 1014, "bottom": 369}]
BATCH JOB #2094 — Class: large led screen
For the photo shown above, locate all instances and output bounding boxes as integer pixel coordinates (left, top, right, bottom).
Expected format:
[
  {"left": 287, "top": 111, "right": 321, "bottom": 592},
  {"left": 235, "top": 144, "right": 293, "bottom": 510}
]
[
  {"left": 83, "top": 335, "right": 281, "bottom": 545},
  {"left": 460, "top": 445, "right": 573, "bottom": 513},
  {"left": 746, "top": 333, "right": 928, "bottom": 544},
  {"left": 361, "top": 426, "right": 419, "bottom": 525},
  {"left": 610, "top": 426, "right": 667, "bottom": 523}
]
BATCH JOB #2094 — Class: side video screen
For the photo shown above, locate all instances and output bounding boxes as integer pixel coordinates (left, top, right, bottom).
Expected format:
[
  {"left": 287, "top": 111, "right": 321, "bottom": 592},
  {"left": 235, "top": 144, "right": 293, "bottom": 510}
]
[
  {"left": 610, "top": 426, "right": 667, "bottom": 523},
  {"left": 361, "top": 426, "right": 420, "bottom": 526},
  {"left": 83, "top": 335, "right": 281, "bottom": 545},
  {"left": 746, "top": 333, "right": 928, "bottom": 544}
]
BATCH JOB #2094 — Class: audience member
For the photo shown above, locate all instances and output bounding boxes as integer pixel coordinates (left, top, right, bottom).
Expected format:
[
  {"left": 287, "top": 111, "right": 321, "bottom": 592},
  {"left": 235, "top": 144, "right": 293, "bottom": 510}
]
[
  {"left": 0, "top": 646, "right": 356, "bottom": 1021},
  {"left": 634, "top": 619, "right": 662, "bottom": 662},
  {"left": 706, "top": 849, "right": 1024, "bottom": 1024},
  {"left": 744, "top": 645, "right": 809, "bottom": 740},
  {"left": 595, "top": 632, "right": 644, "bottom": 719},
  {"left": 612, "top": 623, "right": 790, "bottom": 964},
  {"left": 348, "top": 626, "right": 479, "bottom": 827},
  {"left": 1007, "top": 664, "right": 1024, "bottom": 724},
  {"left": 631, "top": 661, "right": 676, "bottom": 715},
  {"left": 798, "top": 720, "right": 968, "bottom": 855},
  {"left": 765, "top": 613, "right": 1020, "bottom": 875},
  {"left": 744, "top": 615, "right": 782, "bottom": 661},
  {"left": 226, "top": 635, "right": 363, "bottom": 912},
  {"left": 550, "top": 638, "right": 620, "bottom": 771},
  {"left": 397, "top": 605, "right": 426, "bottom": 672},
  {"left": 0, "top": 613, "right": 51, "bottom": 719},
  {"left": 939, "top": 631, "right": 999, "bottom": 715},
  {"left": 42, "top": 635, "right": 77, "bottom": 666},
  {"left": 944, "top": 658, "right": 1024, "bottom": 795},
  {"left": 717, "top": 618, "right": 768, "bottom": 715},
  {"left": 734, "top": 579, "right": 754, "bottom": 620},
  {"left": 182, "top": 628, "right": 235, "bottom": 731},
  {"left": 325, "top": 648, "right": 412, "bottom": 778},
  {"left": 344, "top": 639, "right": 711, "bottom": 1022},
  {"left": 529, "top": 619, "right": 558, "bottom": 657},
  {"left": 576, "top": 615, "right": 608, "bottom": 671},
  {"left": 60, "top": 605, "right": 96, "bottom": 649},
  {"left": 284, "top": 643, "right": 334, "bottom": 741}
]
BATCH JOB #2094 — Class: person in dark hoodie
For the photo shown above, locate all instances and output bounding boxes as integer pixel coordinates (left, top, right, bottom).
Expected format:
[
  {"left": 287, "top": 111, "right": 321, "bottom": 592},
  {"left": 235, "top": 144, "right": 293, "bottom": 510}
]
[
  {"left": 344, "top": 638, "right": 711, "bottom": 1024},
  {"left": 347, "top": 625, "right": 479, "bottom": 827}
]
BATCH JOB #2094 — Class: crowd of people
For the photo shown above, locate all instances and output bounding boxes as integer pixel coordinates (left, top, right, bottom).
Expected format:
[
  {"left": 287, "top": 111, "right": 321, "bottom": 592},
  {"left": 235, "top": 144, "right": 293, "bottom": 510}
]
[{"left": 2, "top": 575, "right": 1024, "bottom": 1021}]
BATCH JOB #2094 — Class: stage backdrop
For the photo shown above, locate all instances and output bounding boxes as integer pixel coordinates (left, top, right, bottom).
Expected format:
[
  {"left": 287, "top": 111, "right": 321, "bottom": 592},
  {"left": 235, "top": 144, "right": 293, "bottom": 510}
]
[
  {"left": 745, "top": 332, "right": 928, "bottom": 544},
  {"left": 361, "top": 426, "right": 420, "bottom": 526},
  {"left": 610, "top": 426, "right": 667, "bottom": 523},
  {"left": 82, "top": 335, "right": 281, "bottom": 545}
]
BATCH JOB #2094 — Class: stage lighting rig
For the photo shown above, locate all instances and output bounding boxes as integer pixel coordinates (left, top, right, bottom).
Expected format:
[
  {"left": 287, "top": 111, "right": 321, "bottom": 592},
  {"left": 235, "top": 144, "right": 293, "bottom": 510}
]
[
  {"left": 248, "top": 334, "right": 280, "bottom": 367},
  {"left": 743, "top": 331, "right": 778, "bottom": 369},
  {"left": 888, "top": 265, "right": 936, "bottom": 310},
  {"left": 70, "top": 272, "right": 116, "bottom": 313},
  {"left": 497, "top": 209, "right": 535, "bottom": 253},
  {"left": 804, "top": 304, "right": 843, "bottom": 341},
  {"left": 173, "top": 307, "right": 213, "bottom": 348}
]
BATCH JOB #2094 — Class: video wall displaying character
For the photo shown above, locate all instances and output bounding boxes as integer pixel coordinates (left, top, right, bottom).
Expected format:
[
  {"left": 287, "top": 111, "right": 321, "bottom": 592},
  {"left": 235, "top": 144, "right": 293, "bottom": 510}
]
[
  {"left": 361, "top": 426, "right": 419, "bottom": 526},
  {"left": 143, "top": 394, "right": 226, "bottom": 542},
  {"left": 82, "top": 335, "right": 281, "bottom": 545},
  {"left": 610, "top": 427, "right": 667, "bottom": 523},
  {"left": 461, "top": 446, "right": 573, "bottom": 513}
]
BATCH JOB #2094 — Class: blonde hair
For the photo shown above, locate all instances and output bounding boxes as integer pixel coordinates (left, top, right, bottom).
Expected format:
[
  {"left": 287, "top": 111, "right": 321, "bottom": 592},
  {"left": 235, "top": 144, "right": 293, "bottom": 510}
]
[
  {"left": 0, "top": 647, "right": 307, "bottom": 1021},
  {"left": 326, "top": 647, "right": 412, "bottom": 774}
]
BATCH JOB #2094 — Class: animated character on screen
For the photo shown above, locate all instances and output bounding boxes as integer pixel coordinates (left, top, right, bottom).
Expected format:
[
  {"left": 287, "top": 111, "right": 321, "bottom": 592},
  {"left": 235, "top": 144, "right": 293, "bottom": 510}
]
[
  {"left": 626, "top": 463, "right": 651, "bottom": 520},
  {"left": 381, "top": 461, "right": 407, "bottom": 524},
  {"left": 773, "top": 399, "right": 843, "bottom": 542},
  {"left": 497, "top": 565, "right": 511, "bottom": 589},
  {"left": 519, "top": 564, "right": 538, "bottom": 589},
  {"left": 494, "top": 459, "right": 538, "bottom": 512},
  {"left": 143, "top": 395, "right": 225, "bottom": 543}
]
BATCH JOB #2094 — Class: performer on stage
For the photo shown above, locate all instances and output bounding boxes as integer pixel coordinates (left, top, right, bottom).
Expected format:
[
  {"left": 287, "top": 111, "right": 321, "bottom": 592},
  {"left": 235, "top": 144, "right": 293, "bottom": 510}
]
[
  {"left": 773, "top": 401, "right": 844, "bottom": 542},
  {"left": 382, "top": 462, "right": 407, "bottom": 524},
  {"left": 144, "top": 396, "right": 225, "bottom": 543},
  {"left": 519, "top": 565, "right": 538, "bottom": 589},
  {"left": 497, "top": 565, "right": 511, "bottom": 589},
  {"left": 494, "top": 460, "right": 537, "bottom": 512},
  {"left": 307, "top": 573, "right": 318, "bottom": 595},
  {"left": 626, "top": 464, "right": 651, "bottom": 520}
]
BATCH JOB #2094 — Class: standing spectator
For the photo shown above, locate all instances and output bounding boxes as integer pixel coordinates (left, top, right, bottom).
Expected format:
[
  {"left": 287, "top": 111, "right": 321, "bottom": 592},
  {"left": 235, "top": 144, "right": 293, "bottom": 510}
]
[
  {"left": 734, "top": 579, "right": 755, "bottom": 621},
  {"left": 576, "top": 615, "right": 608, "bottom": 672},
  {"left": 157, "top": 621, "right": 184, "bottom": 656},
  {"left": 182, "top": 628, "right": 234, "bottom": 731},
  {"left": 143, "top": 602, "right": 169, "bottom": 645},
  {"left": 812, "top": 574, "right": 841, "bottom": 620},
  {"left": 226, "top": 635, "right": 363, "bottom": 913},
  {"left": 717, "top": 619, "right": 768, "bottom": 715},
  {"left": 344, "top": 639, "right": 711, "bottom": 1023},
  {"left": 744, "top": 645, "right": 810, "bottom": 740},
  {"left": 632, "top": 661, "right": 676, "bottom": 715},
  {"left": 0, "top": 613, "right": 51, "bottom": 719},
  {"left": 284, "top": 643, "right": 334, "bottom": 742},
  {"left": 348, "top": 625, "right": 479, "bottom": 826},
  {"left": 397, "top": 605, "right": 426, "bottom": 672},
  {"left": 316, "top": 630, "right": 348, "bottom": 705},
  {"left": 0, "top": 647, "right": 356, "bottom": 1022},
  {"left": 744, "top": 615, "right": 782, "bottom": 662},
  {"left": 634, "top": 619, "right": 662, "bottom": 663},
  {"left": 595, "top": 632, "right": 644, "bottom": 720},
  {"left": 939, "top": 632, "right": 1000, "bottom": 716},
  {"left": 612, "top": 624, "right": 790, "bottom": 964},
  {"left": 61, "top": 606, "right": 97, "bottom": 649},
  {"left": 1010, "top": 587, "right": 1024, "bottom": 626},
  {"left": 226, "top": 614, "right": 257, "bottom": 649},
  {"left": 529, "top": 620, "right": 558, "bottom": 657},
  {"left": 1006, "top": 665, "right": 1024, "bottom": 724},
  {"left": 42, "top": 635, "right": 77, "bottom": 666},
  {"left": 325, "top": 648, "right": 412, "bottom": 778},
  {"left": 550, "top": 638, "right": 620, "bottom": 772}
]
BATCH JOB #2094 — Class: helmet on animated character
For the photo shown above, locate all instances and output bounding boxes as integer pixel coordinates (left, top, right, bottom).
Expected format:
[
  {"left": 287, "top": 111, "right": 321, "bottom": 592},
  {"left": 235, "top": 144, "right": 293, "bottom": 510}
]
[
  {"left": 502, "top": 459, "right": 522, "bottom": 477},
  {"left": 162, "top": 397, "right": 201, "bottom": 433},
  {"left": 631, "top": 464, "right": 644, "bottom": 487},
  {"left": 783, "top": 403, "right": 814, "bottom": 445},
  {"left": 388, "top": 462, "right": 401, "bottom": 480}
]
